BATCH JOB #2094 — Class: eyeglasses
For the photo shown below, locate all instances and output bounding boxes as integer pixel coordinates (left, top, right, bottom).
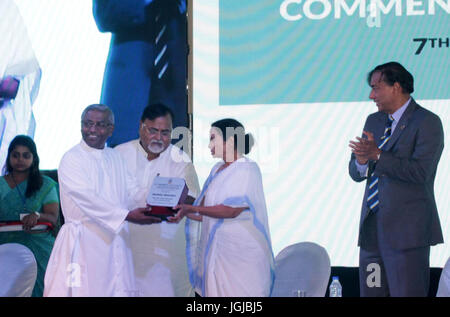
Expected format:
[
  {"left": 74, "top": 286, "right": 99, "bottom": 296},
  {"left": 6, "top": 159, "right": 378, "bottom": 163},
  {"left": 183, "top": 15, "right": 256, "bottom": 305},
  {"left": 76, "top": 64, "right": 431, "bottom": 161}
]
[
  {"left": 82, "top": 120, "right": 112, "bottom": 129},
  {"left": 141, "top": 124, "right": 172, "bottom": 138}
]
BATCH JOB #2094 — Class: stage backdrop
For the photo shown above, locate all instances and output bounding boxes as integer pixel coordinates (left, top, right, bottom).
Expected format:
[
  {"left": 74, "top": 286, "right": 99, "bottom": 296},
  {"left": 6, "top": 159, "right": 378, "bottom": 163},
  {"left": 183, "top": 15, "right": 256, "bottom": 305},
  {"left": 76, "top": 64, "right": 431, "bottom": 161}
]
[
  {"left": 14, "top": 0, "right": 449, "bottom": 267},
  {"left": 14, "top": 0, "right": 110, "bottom": 168},
  {"left": 191, "top": 0, "right": 450, "bottom": 267}
]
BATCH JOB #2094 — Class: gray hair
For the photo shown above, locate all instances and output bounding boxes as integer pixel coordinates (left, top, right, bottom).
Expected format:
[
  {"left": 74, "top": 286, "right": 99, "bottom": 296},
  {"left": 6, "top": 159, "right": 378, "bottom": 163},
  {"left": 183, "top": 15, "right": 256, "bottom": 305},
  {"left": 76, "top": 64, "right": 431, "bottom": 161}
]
[{"left": 81, "top": 104, "right": 115, "bottom": 125}]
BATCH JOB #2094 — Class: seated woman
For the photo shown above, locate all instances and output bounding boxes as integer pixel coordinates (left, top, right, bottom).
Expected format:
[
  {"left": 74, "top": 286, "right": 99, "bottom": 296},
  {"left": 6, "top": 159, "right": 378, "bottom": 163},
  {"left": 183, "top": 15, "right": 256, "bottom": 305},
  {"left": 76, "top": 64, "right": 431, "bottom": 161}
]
[
  {"left": 171, "top": 119, "right": 274, "bottom": 297},
  {"left": 0, "top": 135, "right": 59, "bottom": 297}
]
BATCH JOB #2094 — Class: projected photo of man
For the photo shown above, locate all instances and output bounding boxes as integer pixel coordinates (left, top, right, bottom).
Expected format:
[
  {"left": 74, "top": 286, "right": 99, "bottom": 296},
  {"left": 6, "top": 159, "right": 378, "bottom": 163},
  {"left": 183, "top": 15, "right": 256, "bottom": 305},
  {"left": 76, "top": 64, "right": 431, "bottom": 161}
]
[
  {"left": 93, "top": 0, "right": 188, "bottom": 147},
  {"left": 0, "top": 0, "right": 41, "bottom": 172}
]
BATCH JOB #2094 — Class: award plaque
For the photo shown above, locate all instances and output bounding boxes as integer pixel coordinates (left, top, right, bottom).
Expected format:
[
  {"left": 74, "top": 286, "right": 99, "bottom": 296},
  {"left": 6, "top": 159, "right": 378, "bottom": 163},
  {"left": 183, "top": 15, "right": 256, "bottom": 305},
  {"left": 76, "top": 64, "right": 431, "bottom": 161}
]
[{"left": 146, "top": 177, "right": 188, "bottom": 220}]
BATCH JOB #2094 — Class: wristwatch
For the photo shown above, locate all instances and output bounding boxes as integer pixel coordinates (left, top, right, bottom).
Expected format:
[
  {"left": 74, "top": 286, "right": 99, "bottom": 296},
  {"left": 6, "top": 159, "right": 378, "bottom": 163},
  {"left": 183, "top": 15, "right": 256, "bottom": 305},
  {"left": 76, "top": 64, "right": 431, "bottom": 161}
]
[{"left": 33, "top": 211, "right": 40, "bottom": 219}]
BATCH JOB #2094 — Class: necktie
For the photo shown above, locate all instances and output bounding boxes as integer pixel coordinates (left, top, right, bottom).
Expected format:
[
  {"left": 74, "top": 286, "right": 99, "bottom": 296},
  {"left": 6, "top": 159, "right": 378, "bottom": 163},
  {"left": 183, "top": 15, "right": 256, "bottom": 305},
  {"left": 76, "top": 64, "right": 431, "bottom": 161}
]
[
  {"left": 366, "top": 115, "right": 394, "bottom": 212},
  {"left": 152, "top": 1, "right": 182, "bottom": 86},
  {"left": 154, "top": 3, "right": 169, "bottom": 80}
]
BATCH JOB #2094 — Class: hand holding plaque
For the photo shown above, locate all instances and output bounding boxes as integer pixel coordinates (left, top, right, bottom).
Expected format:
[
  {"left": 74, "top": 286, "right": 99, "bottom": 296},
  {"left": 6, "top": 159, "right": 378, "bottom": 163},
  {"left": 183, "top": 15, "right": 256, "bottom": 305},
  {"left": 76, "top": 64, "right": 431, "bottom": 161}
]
[{"left": 146, "top": 177, "right": 188, "bottom": 220}]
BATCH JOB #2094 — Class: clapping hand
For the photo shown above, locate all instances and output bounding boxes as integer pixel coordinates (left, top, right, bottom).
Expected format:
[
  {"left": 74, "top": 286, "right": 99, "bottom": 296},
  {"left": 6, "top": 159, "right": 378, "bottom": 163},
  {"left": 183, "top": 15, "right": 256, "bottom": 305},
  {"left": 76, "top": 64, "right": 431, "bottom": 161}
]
[{"left": 349, "top": 131, "right": 381, "bottom": 164}]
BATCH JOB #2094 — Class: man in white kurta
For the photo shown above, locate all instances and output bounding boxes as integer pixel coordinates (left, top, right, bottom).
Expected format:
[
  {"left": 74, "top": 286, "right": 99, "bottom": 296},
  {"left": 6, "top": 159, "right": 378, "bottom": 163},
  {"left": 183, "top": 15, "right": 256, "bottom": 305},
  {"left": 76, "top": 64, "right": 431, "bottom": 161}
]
[
  {"left": 0, "top": 0, "right": 41, "bottom": 171},
  {"left": 115, "top": 104, "right": 200, "bottom": 296},
  {"left": 44, "top": 105, "right": 159, "bottom": 297}
]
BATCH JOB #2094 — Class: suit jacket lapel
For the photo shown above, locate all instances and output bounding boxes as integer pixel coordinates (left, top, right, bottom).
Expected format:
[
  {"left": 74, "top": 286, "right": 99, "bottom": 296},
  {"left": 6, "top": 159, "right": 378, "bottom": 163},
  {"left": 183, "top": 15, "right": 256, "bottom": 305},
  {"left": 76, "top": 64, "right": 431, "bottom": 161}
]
[
  {"left": 383, "top": 99, "right": 416, "bottom": 152},
  {"left": 373, "top": 114, "right": 386, "bottom": 145}
]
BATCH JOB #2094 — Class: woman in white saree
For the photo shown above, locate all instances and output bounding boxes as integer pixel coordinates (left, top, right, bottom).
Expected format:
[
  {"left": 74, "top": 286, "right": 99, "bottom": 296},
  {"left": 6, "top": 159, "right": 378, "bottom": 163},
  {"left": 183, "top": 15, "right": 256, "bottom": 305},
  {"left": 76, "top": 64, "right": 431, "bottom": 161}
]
[{"left": 171, "top": 119, "right": 274, "bottom": 297}]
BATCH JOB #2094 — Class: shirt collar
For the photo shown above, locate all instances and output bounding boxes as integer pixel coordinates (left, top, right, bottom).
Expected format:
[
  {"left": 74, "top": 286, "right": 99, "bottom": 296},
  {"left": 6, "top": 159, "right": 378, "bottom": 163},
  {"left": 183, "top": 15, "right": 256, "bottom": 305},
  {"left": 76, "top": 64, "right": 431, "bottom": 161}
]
[
  {"left": 80, "top": 139, "right": 105, "bottom": 153},
  {"left": 391, "top": 97, "right": 411, "bottom": 123},
  {"left": 80, "top": 140, "right": 107, "bottom": 161},
  {"left": 137, "top": 140, "right": 149, "bottom": 157}
]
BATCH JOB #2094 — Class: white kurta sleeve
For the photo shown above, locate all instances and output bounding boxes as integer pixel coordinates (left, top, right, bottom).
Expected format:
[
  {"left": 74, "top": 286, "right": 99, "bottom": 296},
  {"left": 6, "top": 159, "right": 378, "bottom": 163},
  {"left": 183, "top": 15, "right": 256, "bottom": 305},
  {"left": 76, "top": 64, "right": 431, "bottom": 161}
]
[
  {"left": 59, "top": 152, "right": 129, "bottom": 233},
  {"left": 124, "top": 163, "right": 148, "bottom": 210}
]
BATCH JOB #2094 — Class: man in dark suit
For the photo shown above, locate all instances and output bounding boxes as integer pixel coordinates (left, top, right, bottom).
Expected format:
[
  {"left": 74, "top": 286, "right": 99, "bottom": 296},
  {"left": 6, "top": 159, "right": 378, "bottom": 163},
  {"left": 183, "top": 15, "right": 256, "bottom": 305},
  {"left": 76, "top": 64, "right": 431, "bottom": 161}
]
[
  {"left": 349, "top": 62, "right": 444, "bottom": 296},
  {"left": 92, "top": 0, "right": 187, "bottom": 147}
]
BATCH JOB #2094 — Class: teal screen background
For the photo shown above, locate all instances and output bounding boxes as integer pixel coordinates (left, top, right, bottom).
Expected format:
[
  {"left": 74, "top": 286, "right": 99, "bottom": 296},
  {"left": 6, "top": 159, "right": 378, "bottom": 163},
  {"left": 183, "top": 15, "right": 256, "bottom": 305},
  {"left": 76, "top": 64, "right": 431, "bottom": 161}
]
[
  {"left": 219, "top": 0, "right": 449, "bottom": 105},
  {"left": 193, "top": 0, "right": 450, "bottom": 267}
]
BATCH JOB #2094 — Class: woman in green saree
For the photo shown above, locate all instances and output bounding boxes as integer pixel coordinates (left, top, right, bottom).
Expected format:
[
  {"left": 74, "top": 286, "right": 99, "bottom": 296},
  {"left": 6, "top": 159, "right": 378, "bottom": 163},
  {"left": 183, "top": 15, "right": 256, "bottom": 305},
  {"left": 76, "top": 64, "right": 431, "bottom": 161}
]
[{"left": 0, "top": 135, "right": 59, "bottom": 297}]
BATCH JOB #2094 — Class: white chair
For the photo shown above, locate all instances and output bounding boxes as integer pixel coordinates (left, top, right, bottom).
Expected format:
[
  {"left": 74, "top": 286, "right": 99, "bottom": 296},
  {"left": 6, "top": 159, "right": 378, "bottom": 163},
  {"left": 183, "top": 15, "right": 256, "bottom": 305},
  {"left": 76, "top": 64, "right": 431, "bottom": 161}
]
[
  {"left": 271, "top": 242, "right": 331, "bottom": 297},
  {"left": 436, "top": 257, "right": 450, "bottom": 297},
  {"left": 0, "top": 243, "right": 37, "bottom": 297}
]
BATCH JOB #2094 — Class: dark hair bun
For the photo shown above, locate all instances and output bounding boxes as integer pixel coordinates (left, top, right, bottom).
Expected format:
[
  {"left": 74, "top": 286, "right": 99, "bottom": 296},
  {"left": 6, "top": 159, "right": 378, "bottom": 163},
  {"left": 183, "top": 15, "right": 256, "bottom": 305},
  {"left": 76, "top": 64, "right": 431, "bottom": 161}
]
[{"left": 211, "top": 118, "right": 255, "bottom": 155}]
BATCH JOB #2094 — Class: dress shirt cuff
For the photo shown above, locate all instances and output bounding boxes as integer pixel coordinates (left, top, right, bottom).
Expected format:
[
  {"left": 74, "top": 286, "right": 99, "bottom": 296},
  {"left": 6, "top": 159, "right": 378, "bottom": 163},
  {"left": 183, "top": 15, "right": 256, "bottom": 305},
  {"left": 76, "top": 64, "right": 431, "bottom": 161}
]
[{"left": 355, "top": 160, "right": 368, "bottom": 178}]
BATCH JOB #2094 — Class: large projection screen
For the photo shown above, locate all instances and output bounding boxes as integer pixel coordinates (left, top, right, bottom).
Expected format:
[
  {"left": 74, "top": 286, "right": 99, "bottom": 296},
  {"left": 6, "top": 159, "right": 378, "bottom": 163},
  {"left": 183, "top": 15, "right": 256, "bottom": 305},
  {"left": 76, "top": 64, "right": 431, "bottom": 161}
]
[
  {"left": 14, "top": 0, "right": 111, "bottom": 169},
  {"left": 12, "top": 0, "right": 449, "bottom": 267},
  {"left": 191, "top": 0, "right": 450, "bottom": 267}
]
